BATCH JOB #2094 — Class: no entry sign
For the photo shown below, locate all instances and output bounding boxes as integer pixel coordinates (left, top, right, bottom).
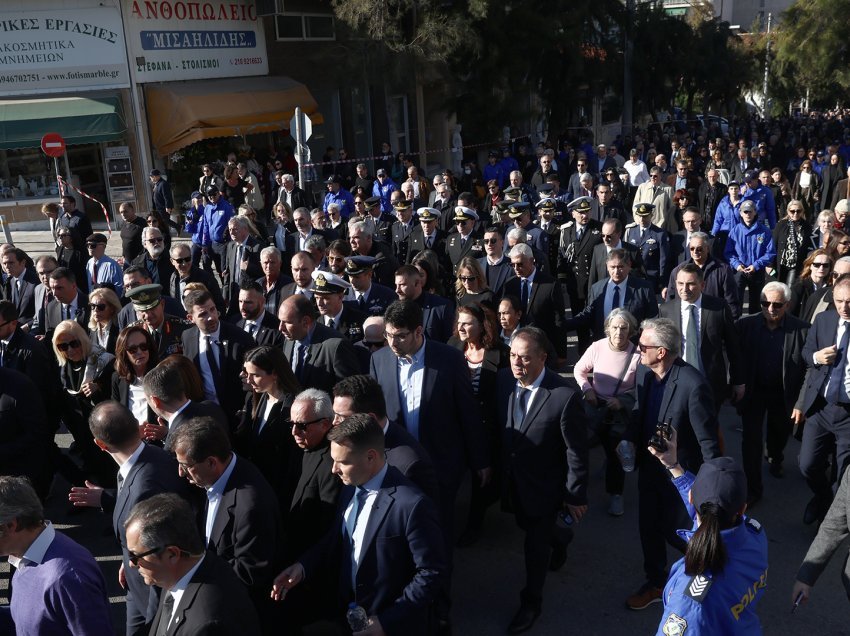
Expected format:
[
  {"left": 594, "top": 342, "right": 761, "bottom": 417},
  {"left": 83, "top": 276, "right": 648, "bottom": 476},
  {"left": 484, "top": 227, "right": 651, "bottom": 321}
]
[{"left": 41, "top": 133, "right": 66, "bottom": 158}]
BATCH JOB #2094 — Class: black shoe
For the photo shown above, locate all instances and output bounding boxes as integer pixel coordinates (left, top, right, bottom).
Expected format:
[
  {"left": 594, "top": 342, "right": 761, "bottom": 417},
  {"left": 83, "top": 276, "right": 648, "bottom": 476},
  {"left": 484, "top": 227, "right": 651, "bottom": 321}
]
[
  {"left": 803, "top": 497, "right": 823, "bottom": 525},
  {"left": 507, "top": 604, "right": 541, "bottom": 634},
  {"left": 456, "top": 526, "right": 482, "bottom": 548},
  {"left": 549, "top": 543, "right": 568, "bottom": 572},
  {"left": 768, "top": 461, "right": 784, "bottom": 478}
]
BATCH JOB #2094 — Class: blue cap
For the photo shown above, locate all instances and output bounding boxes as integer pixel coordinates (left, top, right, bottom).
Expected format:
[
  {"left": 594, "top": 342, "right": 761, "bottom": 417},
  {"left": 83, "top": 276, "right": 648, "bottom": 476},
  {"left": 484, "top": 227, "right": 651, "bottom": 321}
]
[{"left": 691, "top": 457, "right": 747, "bottom": 513}]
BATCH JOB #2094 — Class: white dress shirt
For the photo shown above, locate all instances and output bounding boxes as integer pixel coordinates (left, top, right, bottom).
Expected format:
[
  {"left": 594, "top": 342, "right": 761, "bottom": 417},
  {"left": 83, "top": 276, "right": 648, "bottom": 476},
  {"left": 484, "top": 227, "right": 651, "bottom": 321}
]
[
  {"left": 165, "top": 554, "right": 206, "bottom": 628},
  {"left": 205, "top": 454, "right": 237, "bottom": 543},
  {"left": 344, "top": 463, "right": 389, "bottom": 587},
  {"left": 198, "top": 326, "right": 222, "bottom": 403}
]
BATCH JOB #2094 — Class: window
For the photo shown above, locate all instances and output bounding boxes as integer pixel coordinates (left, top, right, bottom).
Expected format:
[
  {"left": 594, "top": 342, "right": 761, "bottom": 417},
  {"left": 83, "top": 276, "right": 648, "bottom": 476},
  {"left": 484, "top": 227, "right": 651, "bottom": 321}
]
[{"left": 275, "top": 13, "right": 335, "bottom": 41}]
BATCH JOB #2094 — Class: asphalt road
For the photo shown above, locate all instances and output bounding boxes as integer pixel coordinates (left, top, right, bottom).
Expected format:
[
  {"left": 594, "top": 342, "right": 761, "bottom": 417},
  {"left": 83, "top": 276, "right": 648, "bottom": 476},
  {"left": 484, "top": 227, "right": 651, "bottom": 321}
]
[{"left": 1, "top": 225, "right": 849, "bottom": 634}]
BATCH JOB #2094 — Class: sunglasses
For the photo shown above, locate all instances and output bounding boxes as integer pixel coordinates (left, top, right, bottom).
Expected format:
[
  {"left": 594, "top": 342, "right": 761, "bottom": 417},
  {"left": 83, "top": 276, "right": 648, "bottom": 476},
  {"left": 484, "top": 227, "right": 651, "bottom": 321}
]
[
  {"left": 127, "top": 546, "right": 163, "bottom": 566},
  {"left": 88, "top": 303, "right": 107, "bottom": 311},
  {"left": 812, "top": 262, "right": 831, "bottom": 268},
  {"left": 56, "top": 339, "right": 82, "bottom": 352},
  {"left": 458, "top": 276, "right": 476, "bottom": 282},
  {"left": 760, "top": 301, "right": 785, "bottom": 310},
  {"left": 147, "top": 237, "right": 164, "bottom": 244},
  {"left": 85, "top": 242, "right": 103, "bottom": 248},
  {"left": 638, "top": 343, "right": 662, "bottom": 352},
  {"left": 172, "top": 256, "right": 192, "bottom": 265},
  {"left": 287, "top": 417, "right": 325, "bottom": 432},
  {"left": 482, "top": 238, "right": 499, "bottom": 245},
  {"left": 126, "top": 343, "right": 150, "bottom": 354},
  {"left": 363, "top": 341, "right": 385, "bottom": 350}
]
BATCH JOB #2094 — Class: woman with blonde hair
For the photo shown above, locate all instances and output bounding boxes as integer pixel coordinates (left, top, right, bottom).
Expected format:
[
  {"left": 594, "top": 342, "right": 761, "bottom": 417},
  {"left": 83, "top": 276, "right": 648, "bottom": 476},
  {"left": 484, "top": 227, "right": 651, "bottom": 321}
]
[
  {"left": 53, "top": 319, "right": 115, "bottom": 485},
  {"left": 238, "top": 203, "right": 270, "bottom": 245},
  {"left": 454, "top": 256, "right": 494, "bottom": 307},
  {"left": 87, "top": 286, "right": 122, "bottom": 354}
]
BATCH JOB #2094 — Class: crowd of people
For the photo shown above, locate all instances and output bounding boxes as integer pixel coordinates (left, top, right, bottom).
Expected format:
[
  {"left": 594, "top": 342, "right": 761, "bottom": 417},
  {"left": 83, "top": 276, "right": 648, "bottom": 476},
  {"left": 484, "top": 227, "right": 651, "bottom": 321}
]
[{"left": 4, "top": 111, "right": 850, "bottom": 635}]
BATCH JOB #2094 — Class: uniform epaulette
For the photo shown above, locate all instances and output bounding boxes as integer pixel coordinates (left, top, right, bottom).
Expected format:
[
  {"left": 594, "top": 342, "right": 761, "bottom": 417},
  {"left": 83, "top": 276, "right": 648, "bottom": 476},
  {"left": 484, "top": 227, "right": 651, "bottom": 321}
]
[
  {"left": 684, "top": 574, "right": 713, "bottom": 603},
  {"left": 559, "top": 221, "right": 574, "bottom": 230},
  {"left": 625, "top": 222, "right": 638, "bottom": 228}
]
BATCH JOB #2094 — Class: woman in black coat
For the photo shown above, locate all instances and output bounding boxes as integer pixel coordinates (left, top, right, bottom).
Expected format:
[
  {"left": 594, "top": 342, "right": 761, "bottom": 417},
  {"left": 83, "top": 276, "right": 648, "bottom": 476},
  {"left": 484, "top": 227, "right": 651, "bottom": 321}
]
[
  {"left": 448, "top": 302, "right": 510, "bottom": 546},
  {"left": 111, "top": 325, "right": 159, "bottom": 431},
  {"left": 772, "top": 200, "right": 813, "bottom": 286}
]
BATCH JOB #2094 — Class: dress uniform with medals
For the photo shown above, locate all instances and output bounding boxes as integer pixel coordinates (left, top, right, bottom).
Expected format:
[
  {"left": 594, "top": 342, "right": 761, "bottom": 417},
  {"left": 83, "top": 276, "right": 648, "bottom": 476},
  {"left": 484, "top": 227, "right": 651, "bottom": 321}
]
[
  {"left": 310, "top": 271, "right": 366, "bottom": 343},
  {"left": 364, "top": 195, "right": 397, "bottom": 245},
  {"left": 126, "top": 283, "right": 191, "bottom": 359},
  {"left": 407, "top": 207, "right": 448, "bottom": 265},
  {"left": 558, "top": 197, "right": 603, "bottom": 352},
  {"left": 343, "top": 255, "right": 397, "bottom": 316},
  {"left": 625, "top": 202, "right": 670, "bottom": 293},
  {"left": 390, "top": 200, "right": 416, "bottom": 264},
  {"left": 446, "top": 206, "right": 484, "bottom": 274},
  {"left": 535, "top": 197, "right": 562, "bottom": 274}
]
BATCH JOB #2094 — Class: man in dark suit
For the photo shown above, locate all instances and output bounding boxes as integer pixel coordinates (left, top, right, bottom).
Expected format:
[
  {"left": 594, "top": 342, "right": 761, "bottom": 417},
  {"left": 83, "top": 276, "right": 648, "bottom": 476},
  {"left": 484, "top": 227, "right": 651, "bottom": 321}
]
[
  {"left": 26, "top": 254, "right": 57, "bottom": 335},
  {"left": 126, "top": 493, "right": 261, "bottom": 635},
  {"left": 504, "top": 244, "right": 567, "bottom": 361},
  {"left": 558, "top": 198, "right": 603, "bottom": 352},
  {"left": 222, "top": 216, "right": 263, "bottom": 316},
  {"left": 698, "top": 168, "right": 726, "bottom": 229},
  {"left": 349, "top": 220, "right": 400, "bottom": 289},
  {"left": 664, "top": 160, "right": 701, "bottom": 197},
  {"left": 284, "top": 207, "right": 334, "bottom": 264},
  {"left": 68, "top": 402, "right": 191, "bottom": 634},
  {"left": 281, "top": 250, "right": 317, "bottom": 301},
  {"left": 168, "top": 242, "right": 225, "bottom": 313},
  {"left": 131, "top": 227, "right": 174, "bottom": 287},
  {"left": 594, "top": 182, "right": 628, "bottom": 226},
  {"left": 343, "top": 255, "right": 397, "bottom": 317},
  {"left": 587, "top": 217, "right": 643, "bottom": 293},
  {"left": 394, "top": 264, "right": 455, "bottom": 343},
  {"left": 736, "top": 281, "right": 809, "bottom": 504},
  {"left": 272, "top": 415, "right": 446, "bottom": 636},
  {"left": 664, "top": 232, "right": 741, "bottom": 318},
  {"left": 659, "top": 263, "right": 745, "bottom": 411},
  {"left": 668, "top": 207, "right": 705, "bottom": 267},
  {"left": 181, "top": 288, "right": 255, "bottom": 430},
  {"left": 237, "top": 280, "right": 285, "bottom": 348},
  {"left": 1, "top": 247, "right": 39, "bottom": 328},
  {"left": 142, "top": 361, "right": 229, "bottom": 445},
  {"left": 566, "top": 248, "right": 658, "bottom": 342},
  {"left": 309, "top": 270, "right": 366, "bottom": 343},
  {"left": 621, "top": 317, "right": 720, "bottom": 610},
  {"left": 168, "top": 417, "right": 281, "bottom": 633},
  {"left": 257, "top": 246, "right": 293, "bottom": 317},
  {"left": 32, "top": 267, "right": 90, "bottom": 341},
  {"left": 277, "top": 172, "right": 310, "bottom": 210},
  {"left": 730, "top": 147, "right": 751, "bottom": 184},
  {"left": 57, "top": 194, "right": 93, "bottom": 253},
  {"left": 496, "top": 327, "right": 588, "bottom": 633},
  {"left": 333, "top": 374, "right": 439, "bottom": 501},
  {"left": 0, "top": 367, "right": 49, "bottom": 484},
  {"left": 278, "top": 294, "right": 361, "bottom": 395},
  {"left": 797, "top": 275, "right": 850, "bottom": 524},
  {"left": 478, "top": 226, "right": 516, "bottom": 299}
]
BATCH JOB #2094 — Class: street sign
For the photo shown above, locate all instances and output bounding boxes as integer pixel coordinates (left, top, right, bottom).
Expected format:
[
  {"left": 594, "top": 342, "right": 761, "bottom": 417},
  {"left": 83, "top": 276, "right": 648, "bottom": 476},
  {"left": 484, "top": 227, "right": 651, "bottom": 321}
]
[
  {"left": 41, "top": 133, "right": 66, "bottom": 158},
  {"left": 290, "top": 111, "right": 312, "bottom": 141}
]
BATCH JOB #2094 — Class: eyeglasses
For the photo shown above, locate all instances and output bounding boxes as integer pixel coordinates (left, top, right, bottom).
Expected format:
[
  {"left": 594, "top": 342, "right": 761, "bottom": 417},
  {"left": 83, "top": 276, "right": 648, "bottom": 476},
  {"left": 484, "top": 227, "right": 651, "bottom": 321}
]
[
  {"left": 760, "top": 301, "right": 785, "bottom": 310},
  {"left": 482, "top": 238, "right": 499, "bottom": 245},
  {"left": 88, "top": 303, "right": 107, "bottom": 311},
  {"left": 147, "top": 237, "right": 164, "bottom": 244},
  {"left": 689, "top": 246, "right": 706, "bottom": 252},
  {"left": 126, "top": 343, "right": 150, "bottom": 354},
  {"left": 638, "top": 343, "right": 662, "bottom": 352},
  {"left": 812, "top": 262, "right": 831, "bottom": 268},
  {"left": 384, "top": 330, "right": 412, "bottom": 341},
  {"left": 56, "top": 339, "right": 82, "bottom": 352},
  {"left": 172, "top": 256, "right": 192, "bottom": 265},
  {"left": 85, "top": 242, "right": 103, "bottom": 248},
  {"left": 363, "top": 341, "right": 385, "bottom": 350},
  {"left": 788, "top": 209, "right": 802, "bottom": 214},
  {"left": 840, "top": 241, "right": 850, "bottom": 247},
  {"left": 459, "top": 276, "right": 476, "bottom": 282},
  {"left": 650, "top": 175, "right": 660, "bottom": 180},
  {"left": 354, "top": 201, "right": 365, "bottom": 206},
  {"left": 127, "top": 546, "right": 164, "bottom": 566},
  {"left": 288, "top": 417, "right": 326, "bottom": 432}
]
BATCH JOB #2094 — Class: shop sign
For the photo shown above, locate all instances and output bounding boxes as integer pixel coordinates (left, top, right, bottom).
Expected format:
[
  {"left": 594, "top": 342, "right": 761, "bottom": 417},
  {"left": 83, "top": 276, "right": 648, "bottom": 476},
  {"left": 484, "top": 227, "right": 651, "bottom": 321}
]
[
  {"left": 0, "top": 7, "right": 130, "bottom": 96},
  {"left": 125, "top": 0, "right": 269, "bottom": 82}
]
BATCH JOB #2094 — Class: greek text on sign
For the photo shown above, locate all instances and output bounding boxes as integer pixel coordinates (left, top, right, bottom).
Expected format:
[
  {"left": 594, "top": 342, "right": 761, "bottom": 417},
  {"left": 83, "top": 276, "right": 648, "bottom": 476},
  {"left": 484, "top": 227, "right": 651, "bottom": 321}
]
[
  {"left": 127, "top": 0, "right": 268, "bottom": 83},
  {"left": 0, "top": 8, "right": 129, "bottom": 96}
]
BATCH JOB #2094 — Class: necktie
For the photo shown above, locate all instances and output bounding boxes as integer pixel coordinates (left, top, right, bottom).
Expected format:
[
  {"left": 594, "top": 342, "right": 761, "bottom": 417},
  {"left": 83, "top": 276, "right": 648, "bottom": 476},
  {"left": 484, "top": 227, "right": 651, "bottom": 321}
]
[
  {"left": 826, "top": 322, "right": 850, "bottom": 403},
  {"left": 204, "top": 336, "right": 220, "bottom": 384},
  {"left": 292, "top": 341, "right": 305, "bottom": 380},
  {"left": 521, "top": 279, "right": 529, "bottom": 310},
  {"left": 11, "top": 278, "right": 19, "bottom": 305},
  {"left": 327, "top": 317, "right": 336, "bottom": 330},
  {"left": 245, "top": 321, "right": 256, "bottom": 336},
  {"left": 0, "top": 341, "right": 5, "bottom": 367},
  {"left": 44, "top": 291, "right": 53, "bottom": 311},
  {"left": 426, "top": 236, "right": 433, "bottom": 249},
  {"left": 91, "top": 260, "right": 98, "bottom": 287},
  {"left": 513, "top": 387, "right": 530, "bottom": 429},
  {"left": 156, "top": 593, "right": 174, "bottom": 636},
  {"left": 116, "top": 471, "right": 124, "bottom": 493},
  {"left": 348, "top": 486, "right": 370, "bottom": 587},
  {"left": 358, "top": 293, "right": 367, "bottom": 311},
  {"left": 235, "top": 245, "right": 244, "bottom": 275},
  {"left": 685, "top": 304, "right": 700, "bottom": 371},
  {"left": 640, "top": 227, "right": 645, "bottom": 239},
  {"left": 612, "top": 284, "right": 621, "bottom": 310},
  {"left": 63, "top": 304, "right": 69, "bottom": 320},
  {"left": 576, "top": 228, "right": 583, "bottom": 241}
]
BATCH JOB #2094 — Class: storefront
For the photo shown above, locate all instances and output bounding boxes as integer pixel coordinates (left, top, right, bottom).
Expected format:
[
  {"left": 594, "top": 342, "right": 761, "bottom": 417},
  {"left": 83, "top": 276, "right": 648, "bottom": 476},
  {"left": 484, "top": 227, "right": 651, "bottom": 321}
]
[{"left": 0, "top": 2, "right": 134, "bottom": 225}]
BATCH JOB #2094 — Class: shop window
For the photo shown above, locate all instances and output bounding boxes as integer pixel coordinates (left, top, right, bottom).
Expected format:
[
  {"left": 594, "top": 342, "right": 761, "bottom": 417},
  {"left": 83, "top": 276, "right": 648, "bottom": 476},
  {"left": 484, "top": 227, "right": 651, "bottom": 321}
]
[{"left": 275, "top": 14, "right": 335, "bottom": 41}]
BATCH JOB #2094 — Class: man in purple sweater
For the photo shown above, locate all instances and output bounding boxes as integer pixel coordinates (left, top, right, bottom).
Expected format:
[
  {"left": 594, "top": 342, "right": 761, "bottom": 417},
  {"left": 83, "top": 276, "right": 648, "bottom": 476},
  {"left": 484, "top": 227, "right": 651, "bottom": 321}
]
[{"left": 0, "top": 476, "right": 113, "bottom": 635}]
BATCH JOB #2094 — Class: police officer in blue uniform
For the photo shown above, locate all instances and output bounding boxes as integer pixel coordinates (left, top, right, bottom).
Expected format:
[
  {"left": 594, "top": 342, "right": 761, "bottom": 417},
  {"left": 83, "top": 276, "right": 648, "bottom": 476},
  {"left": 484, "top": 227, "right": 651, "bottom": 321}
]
[
  {"left": 648, "top": 429, "right": 768, "bottom": 636},
  {"left": 625, "top": 202, "right": 670, "bottom": 293}
]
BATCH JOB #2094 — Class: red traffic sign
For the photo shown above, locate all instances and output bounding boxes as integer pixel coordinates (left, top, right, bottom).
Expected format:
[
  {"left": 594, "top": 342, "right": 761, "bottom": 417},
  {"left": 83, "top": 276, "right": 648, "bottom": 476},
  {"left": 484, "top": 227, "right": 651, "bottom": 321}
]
[{"left": 41, "top": 133, "right": 66, "bottom": 158}]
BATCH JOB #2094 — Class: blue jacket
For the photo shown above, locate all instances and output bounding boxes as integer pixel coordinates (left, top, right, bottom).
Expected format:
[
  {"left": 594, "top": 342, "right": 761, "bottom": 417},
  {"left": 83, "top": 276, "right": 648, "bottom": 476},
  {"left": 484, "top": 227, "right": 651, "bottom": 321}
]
[
  {"left": 184, "top": 203, "right": 206, "bottom": 246},
  {"left": 372, "top": 179, "right": 398, "bottom": 213},
  {"left": 711, "top": 196, "right": 742, "bottom": 235},
  {"left": 323, "top": 189, "right": 355, "bottom": 219},
  {"left": 483, "top": 162, "right": 505, "bottom": 188},
  {"left": 657, "top": 472, "right": 768, "bottom": 636},
  {"left": 742, "top": 185, "right": 777, "bottom": 229},
  {"left": 199, "top": 199, "right": 235, "bottom": 244},
  {"left": 724, "top": 221, "right": 775, "bottom": 271}
]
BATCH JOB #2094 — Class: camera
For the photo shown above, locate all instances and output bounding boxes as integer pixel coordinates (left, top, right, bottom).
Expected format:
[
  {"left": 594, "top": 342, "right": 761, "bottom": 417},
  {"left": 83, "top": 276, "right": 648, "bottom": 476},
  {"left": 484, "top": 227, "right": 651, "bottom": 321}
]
[{"left": 648, "top": 418, "right": 673, "bottom": 452}]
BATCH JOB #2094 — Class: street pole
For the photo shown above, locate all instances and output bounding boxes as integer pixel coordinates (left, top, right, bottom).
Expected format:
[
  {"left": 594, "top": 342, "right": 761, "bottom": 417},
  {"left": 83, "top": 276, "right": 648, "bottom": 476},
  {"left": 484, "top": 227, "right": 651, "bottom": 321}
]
[
  {"left": 622, "top": 0, "right": 635, "bottom": 139},
  {"left": 294, "top": 106, "right": 305, "bottom": 190},
  {"left": 763, "top": 12, "right": 772, "bottom": 116}
]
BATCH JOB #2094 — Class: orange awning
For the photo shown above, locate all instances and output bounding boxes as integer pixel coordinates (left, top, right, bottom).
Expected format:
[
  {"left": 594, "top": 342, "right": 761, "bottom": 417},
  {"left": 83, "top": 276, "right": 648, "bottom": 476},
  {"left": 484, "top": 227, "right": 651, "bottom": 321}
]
[{"left": 145, "top": 76, "right": 323, "bottom": 156}]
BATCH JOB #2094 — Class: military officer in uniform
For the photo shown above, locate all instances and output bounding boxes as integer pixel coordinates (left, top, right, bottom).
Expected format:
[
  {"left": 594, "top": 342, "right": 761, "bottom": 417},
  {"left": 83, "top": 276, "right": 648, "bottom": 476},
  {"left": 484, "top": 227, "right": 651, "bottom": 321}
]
[
  {"left": 625, "top": 202, "right": 670, "bottom": 293},
  {"left": 125, "top": 283, "right": 191, "bottom": 359},
  {"left": 492, "top": 199, "right": 515, "bottom": 233},
  {"left": 508, "top": 201, "right": 548, "bottom": 257},
  {"left": 407, "top": 207, "right": 448, "bottom": 264},
  {"left": 446, "top": 207, "right": 484, "bottom": 275},
  {"left": 343, "top": 255, "right": 397, "bottom": 316},
  {"left": 390, "top": 200, "right": 417, "bottom": 265},
  {"left": 558, "top": 197, "right": 603, "bottom": 352},
  {"left": 364, "top": 195, "right": 397, "bottom": 245},
  {"left": 310, "top": 270, "right": 366, "bottom": 343},
  {"left": 535, "top": 198, "right": 562, "bottom": 274}
]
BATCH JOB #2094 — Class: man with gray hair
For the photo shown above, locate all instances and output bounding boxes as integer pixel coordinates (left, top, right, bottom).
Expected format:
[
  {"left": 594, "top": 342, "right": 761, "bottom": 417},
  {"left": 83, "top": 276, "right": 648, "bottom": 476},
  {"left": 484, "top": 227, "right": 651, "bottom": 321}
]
[
  {"left": 350, "top": 219, "right": 399, "bottom": 287},
  {"left": 0, "top": 476, "right": 113, "bottom": 634},
  {"left": 132, "top": 226, "right": 175, "bottom": 286},
  {"left": 167, "top": 241, "right": 225, "bottom": 312},
  {"left": 633, "top": 167, "right": 676, "bottom": 233},
  {"left": 735, "top": 281, "right": 809, "bottom": 503},
  {"left": 276, "top": 172, "right": 310, "bottom": 210},
  {"left": 621, "top": 317, "right": 720, "bottom": 610}
]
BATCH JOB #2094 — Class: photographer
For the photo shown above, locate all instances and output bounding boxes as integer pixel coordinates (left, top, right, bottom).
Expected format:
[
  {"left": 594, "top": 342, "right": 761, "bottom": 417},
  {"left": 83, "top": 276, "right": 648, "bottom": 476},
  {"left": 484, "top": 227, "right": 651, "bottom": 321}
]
[
  {"left": 619, "top": 317, "right": 721, "bottom": 610},
  {"left": 649, "top": 429, "right": 768, "bottom": 635}
]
